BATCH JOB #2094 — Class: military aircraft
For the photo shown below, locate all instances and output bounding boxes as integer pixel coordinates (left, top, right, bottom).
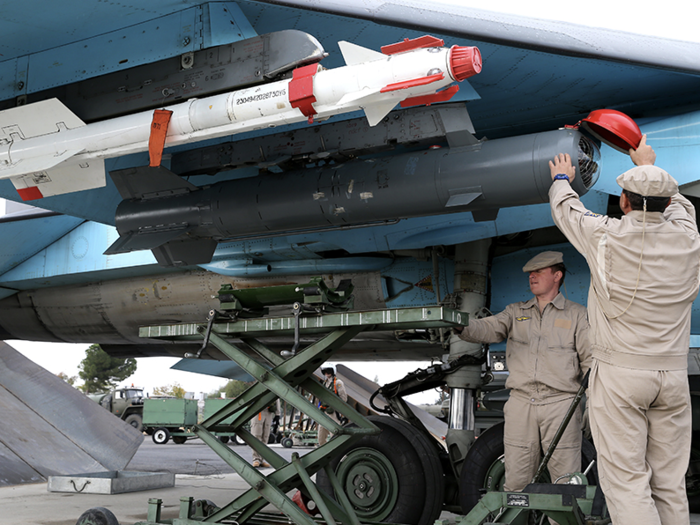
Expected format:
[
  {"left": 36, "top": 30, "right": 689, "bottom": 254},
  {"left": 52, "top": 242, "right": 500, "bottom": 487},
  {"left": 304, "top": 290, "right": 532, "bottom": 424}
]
[
  {"left": 2, "top": 0, "right": 700, "bottom": 522},
  {"left": 1, "top": 0, "right": 699, "bottom": 350}
]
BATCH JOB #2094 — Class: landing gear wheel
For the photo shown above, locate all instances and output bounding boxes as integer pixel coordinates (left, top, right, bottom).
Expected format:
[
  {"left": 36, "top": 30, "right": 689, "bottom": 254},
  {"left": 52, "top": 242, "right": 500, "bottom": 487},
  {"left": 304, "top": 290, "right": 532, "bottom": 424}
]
[
  {"left": 124, "top": 414, "right": 143, "bottom": 432},
  {"left": 173, "top": 436, "right": 187, "bottom": 444},
  {"left": 316, "top": 416, "right": 444, "bottom": 525},
  {"left": 459, "top": 422, "right": 599, "bottom": 514},
  {"left": 75, "top": 507, "right": 119, "bottom": 525},
  {"left": 152, "top": 427, "right": 171, "bottom": 445},
  {"left": 281, "top": 437, "right": 294, "bottom": 448}
]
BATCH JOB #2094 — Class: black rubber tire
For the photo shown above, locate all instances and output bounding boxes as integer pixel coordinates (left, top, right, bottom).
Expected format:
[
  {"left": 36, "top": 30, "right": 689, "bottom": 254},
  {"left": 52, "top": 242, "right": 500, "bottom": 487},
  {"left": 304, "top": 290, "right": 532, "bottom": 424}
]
[
  {"left": 124, "top": 414, "right": 143, "bottom": 432},
  {"left": 686, "top": 431, "right": 700, "bottom": 513},
  {"left": 75, "top": 507, "right": 119, "bottom": 525},
  {"left": 173, "top": 436, "right": 187, "bottom": 444},
  {"left": 152, "top": 427, "right": 170, "bottom": 445},
  {"left": 218, "top": 435, "right": 230, "bottom": 444},
  {"left": 281, "top": 437, "right": 294, "bottom": 448},
  {"left": 459, "top": 422, "right": 599, "bottom": 514},
  {"left": 268, "top": 433, "right": 278, "bottom": 444},
  {"left": 316, "top": 415, "right": 444, "bottom": 525}
]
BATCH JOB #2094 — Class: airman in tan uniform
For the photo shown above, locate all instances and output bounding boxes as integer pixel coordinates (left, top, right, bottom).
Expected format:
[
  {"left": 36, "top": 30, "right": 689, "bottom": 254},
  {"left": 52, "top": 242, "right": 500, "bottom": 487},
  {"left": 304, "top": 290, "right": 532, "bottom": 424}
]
[
  {"left": 250, "top": 399, "right": 280, "bottom": 468},
  {"left": 456, "top": 251, "right": 591, "bottom": 491},
  {"left": 549, "top": 136, "right": 700, "bottom": 525},
  {"left": 317, "top": 366, "right": 347, "bottom": 446}
]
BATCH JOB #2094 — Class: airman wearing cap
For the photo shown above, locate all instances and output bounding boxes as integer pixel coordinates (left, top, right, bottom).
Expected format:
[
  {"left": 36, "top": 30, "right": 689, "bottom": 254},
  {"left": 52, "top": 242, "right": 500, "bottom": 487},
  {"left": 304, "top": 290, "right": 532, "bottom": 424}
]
[
  {"left": 549, "top": 135, "right": 700, "bottom": 525},
  {"left": 317, "top": 365, "right": 347, "bottom": 446},
  {"left": 455, "top": 250, "right": 591, "bottom": 494}
]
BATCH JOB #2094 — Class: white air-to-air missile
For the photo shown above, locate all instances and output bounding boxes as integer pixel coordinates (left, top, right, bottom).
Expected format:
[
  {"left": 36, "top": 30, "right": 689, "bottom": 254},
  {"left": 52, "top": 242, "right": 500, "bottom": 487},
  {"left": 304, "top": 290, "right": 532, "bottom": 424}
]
[{"left": 0, "top": 35, "right": 481, "bottom": 201}]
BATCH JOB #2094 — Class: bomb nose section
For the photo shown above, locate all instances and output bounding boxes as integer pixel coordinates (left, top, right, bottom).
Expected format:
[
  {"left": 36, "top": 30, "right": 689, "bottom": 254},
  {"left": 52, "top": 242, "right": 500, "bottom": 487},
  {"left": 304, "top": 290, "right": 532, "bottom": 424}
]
[{"left": 449, "top": 45, "right": 482, "bottom": 81}]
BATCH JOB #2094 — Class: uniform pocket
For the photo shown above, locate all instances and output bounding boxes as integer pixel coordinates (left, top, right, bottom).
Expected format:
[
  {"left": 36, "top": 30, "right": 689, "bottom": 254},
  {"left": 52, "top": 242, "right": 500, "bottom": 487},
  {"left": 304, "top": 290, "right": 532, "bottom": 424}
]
[{"left": 542, "top": 345, "right": 580, "bottom": 392}]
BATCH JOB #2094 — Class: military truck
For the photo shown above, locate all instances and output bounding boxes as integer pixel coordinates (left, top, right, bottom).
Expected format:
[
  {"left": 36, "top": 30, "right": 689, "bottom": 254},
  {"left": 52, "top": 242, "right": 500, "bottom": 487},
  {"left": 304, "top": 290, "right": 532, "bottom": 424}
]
[{"left": 88, "top": 386, "right": 145, "bottom": 431}]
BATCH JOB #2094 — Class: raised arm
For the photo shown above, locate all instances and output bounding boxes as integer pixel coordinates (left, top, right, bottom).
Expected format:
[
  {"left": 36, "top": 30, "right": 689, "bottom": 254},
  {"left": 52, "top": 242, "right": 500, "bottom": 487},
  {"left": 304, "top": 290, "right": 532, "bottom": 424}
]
[
  {"left": 664, "top": 193, "right": 699, "bottom": 234},
  {"left": 548, "top": 153, "right": 608, "bottom": 258}
]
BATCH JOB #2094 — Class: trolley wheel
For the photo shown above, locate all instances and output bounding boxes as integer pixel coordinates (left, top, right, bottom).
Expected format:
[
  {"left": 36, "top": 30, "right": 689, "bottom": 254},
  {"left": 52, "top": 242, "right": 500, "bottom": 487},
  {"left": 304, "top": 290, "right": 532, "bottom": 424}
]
[
  {"left": 281, "top": 437, "right": 294, "bottom": 448},
  {"left": 75, "top": 507, "right": 119, "bottom": 525},
  {"left": 459, "top": 421, "right": 599, "bottom": 514},
  {"left": 192, "top": 499, "right": 218, "bottom": 518},
  {"left": 218, "top": 435, "right": 230, "bottom": 444},
  {"left": 172, "top": 436, "right": 187, "bottom": 444},
  {"left": 316, "top": 415, "right": 444, "bottom": 525},
  {"left": 152, "top": 427, "right": 171, "bottom": 445},
  {"left": 233, "top": 434, "right": 245, "bottom": 446}
]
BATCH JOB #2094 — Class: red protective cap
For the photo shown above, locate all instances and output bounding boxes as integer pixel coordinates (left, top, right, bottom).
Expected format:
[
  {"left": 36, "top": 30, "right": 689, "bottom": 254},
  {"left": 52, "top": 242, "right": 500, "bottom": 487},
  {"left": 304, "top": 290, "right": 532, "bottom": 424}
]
[
  {"left": 580, "top": 109, "right": 642, "bottom": 154},
  {"left": 449, "top": 45, "right": 482, "bottom": 81}
]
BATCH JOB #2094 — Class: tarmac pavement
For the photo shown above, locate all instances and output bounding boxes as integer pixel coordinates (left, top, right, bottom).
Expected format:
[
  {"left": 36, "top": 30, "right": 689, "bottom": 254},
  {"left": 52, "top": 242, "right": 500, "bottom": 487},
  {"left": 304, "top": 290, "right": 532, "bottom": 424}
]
[{"left": 2, "top": 440, "right": 700, "bottom": 525}]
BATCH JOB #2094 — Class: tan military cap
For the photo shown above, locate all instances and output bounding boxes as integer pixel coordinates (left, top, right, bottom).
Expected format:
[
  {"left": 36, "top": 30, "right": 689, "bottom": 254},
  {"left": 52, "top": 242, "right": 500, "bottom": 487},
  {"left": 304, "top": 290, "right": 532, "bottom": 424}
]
[
  {"left": 522, "top": 251, "right": 564, "bottom": 272},
  {"left": 616, "top": 165, "right": 678, "bottom": 197}
]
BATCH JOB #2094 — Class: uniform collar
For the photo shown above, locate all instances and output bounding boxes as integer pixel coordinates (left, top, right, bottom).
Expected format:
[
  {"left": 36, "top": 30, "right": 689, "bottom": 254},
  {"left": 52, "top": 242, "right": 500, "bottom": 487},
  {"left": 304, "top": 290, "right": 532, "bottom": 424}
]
[
  {"left": 523, "top": 292, "right": 565, "bottom": 310},
  {"left": 627, "top": 210, "right": 665, "bottom": 224}
]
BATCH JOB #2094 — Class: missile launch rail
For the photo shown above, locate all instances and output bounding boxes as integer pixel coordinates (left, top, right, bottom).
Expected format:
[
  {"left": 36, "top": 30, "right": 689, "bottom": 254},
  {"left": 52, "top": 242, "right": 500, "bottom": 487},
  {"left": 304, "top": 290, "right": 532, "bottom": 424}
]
[{"left": 77, "top": 305, "right": 465, "bottom": 525}]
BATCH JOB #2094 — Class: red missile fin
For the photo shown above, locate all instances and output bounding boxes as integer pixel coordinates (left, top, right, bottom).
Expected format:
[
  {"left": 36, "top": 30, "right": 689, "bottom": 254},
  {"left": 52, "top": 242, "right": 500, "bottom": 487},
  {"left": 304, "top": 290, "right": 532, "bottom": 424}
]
[
  {"left": 149, "top": 109, "right": 173, "bottom": 167},
  {"left": 400, "top": 85, "right": 459, "bottom": 108},
  {"left": 381, "top": 36, "right": 445, "bottom": 55},
  {"left": 17, "top": 186, "right": 43, "bottom": 201},
  {"left": 289, "top": 64, "right": 318, "bottom": 124},
  {"left": 380, "top": 73, "right": 444, "bottom": 93}
]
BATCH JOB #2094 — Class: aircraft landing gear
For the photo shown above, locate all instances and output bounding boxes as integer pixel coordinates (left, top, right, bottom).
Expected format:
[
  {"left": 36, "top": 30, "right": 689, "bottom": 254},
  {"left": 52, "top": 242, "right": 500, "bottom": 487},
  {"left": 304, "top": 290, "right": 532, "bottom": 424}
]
[{"left": 317, "top": 416, "right": 444, "bottom": 525}]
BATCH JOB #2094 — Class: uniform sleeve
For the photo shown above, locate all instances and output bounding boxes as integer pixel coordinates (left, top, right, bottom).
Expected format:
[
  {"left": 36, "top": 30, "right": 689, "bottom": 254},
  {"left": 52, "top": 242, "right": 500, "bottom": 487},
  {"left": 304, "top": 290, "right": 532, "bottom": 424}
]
[
  {"left": 336, "top": 379, "right": 348, "bottom": 402},
  {"left": 664, "top": 193, "right": 699, "bottom": 235},
  {"left": 458, "top": 306, "right": 513, "bottom": 344},
  {"left": 549, "top": 180, "right": 609, "bottom": 258},
  {"left": 574, "top": 308, "right": 592, "bottom": 377}
]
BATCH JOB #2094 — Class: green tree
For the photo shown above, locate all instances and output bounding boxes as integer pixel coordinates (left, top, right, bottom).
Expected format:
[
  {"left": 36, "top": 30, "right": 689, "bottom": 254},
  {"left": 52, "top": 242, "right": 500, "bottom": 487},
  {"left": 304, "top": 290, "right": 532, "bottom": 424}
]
[
  {"left": 57, "top": 372, "right": 77, "bottom": 386},
  {"left": 78, "top": 344, "right": 137, "bottom": 394},
  {"left": 211, "top": 379, "right": 251, "bottom": 399},
  {"left": 152, "top": 382, "right": 186, "bottom": 398}
]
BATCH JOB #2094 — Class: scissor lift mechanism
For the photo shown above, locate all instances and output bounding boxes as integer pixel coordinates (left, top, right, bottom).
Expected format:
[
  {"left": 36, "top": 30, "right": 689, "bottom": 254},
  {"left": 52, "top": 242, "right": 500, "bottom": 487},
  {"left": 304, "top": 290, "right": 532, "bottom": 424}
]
[{"left": 132, "top": 306, "right": 464, "bottom": 525}]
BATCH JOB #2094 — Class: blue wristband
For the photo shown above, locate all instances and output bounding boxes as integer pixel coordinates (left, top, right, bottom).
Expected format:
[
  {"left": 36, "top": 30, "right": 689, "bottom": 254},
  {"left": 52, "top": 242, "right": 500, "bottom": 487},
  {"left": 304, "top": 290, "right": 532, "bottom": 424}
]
[{"left": 554, "top": 174, "right": 570, "bottom": 182}]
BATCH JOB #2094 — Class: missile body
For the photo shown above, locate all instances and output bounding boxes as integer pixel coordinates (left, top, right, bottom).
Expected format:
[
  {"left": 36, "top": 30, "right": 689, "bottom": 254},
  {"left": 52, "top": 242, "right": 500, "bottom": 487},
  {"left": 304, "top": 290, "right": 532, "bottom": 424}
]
[
  {"left": 0, "top": 37, "right": 480, "bottom": 200},
  {"left": 108, "top": 129, "right": 600, "bottom": 266}
]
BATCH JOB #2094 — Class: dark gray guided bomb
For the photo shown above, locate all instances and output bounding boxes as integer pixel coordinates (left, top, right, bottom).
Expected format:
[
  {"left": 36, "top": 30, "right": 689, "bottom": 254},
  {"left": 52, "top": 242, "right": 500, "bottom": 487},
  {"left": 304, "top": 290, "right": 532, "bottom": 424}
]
[{"left": 106, "top": 128, "right": 600, "bottom": 266}]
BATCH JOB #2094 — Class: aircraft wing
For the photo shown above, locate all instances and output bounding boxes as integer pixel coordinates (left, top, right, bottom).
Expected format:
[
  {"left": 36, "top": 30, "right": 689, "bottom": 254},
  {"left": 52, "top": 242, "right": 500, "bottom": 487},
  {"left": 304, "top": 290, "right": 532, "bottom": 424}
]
[
  {"left": 255, "top": 0, "right": 700, "bottom": 74},
  {"left": 2, "top": 1, "right": 700, "bottom": 349},
  {"left": 0, "top": 0, "right": 699, "bottom": 223}
]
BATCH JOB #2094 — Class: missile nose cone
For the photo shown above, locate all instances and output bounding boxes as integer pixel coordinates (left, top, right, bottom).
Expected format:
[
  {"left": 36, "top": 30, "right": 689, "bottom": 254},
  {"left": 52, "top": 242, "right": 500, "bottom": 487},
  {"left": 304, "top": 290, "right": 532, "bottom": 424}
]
[{"left": 449, "top": 45, "right": 482, "bottom": 81}]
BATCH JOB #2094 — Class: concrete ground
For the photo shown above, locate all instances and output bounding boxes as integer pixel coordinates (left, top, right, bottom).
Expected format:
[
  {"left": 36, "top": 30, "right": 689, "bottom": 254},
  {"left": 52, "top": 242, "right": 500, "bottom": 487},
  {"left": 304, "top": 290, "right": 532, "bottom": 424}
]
[
  {"left": 0, "top": 472, "right": 251, "bottom": 525},
  {"left": 2, "top": 440, "right": 699, "bottom": 525}
]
